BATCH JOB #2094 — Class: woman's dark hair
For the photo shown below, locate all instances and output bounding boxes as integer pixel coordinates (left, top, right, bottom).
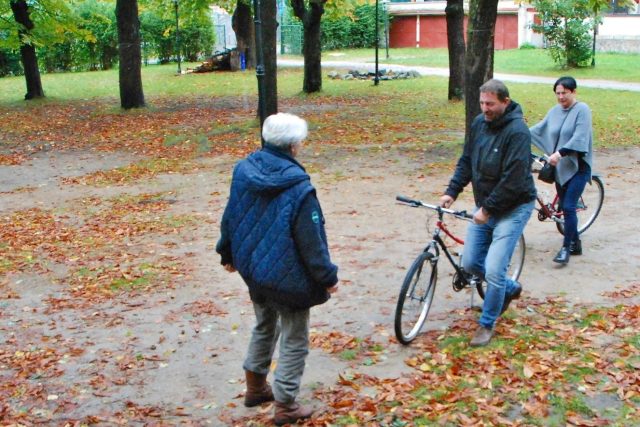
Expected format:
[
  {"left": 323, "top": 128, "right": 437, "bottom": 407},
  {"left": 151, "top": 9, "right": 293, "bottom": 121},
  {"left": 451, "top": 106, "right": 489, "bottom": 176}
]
[{"left": 553, "top": 76, "right": 577, "bottom": 92}]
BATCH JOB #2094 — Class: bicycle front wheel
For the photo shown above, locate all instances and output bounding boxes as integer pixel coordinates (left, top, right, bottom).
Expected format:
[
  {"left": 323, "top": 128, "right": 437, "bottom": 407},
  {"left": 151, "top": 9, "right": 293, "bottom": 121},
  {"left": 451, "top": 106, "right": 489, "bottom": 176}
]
[
  {"left": 477, "top": 233, "right": 526, "bottom": 299},
  {"left": 394, "top": 251, "right": 438, "bottom": 345},
  {"left": 555, "top": 175, "right": 604, "bottom": 236}
]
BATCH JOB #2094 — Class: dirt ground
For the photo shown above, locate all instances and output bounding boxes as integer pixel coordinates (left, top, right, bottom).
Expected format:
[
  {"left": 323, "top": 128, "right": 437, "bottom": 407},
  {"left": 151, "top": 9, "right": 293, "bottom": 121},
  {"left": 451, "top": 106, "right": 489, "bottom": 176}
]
[{"left": 1, "top": 142, "right": 639, "bottom": 425}]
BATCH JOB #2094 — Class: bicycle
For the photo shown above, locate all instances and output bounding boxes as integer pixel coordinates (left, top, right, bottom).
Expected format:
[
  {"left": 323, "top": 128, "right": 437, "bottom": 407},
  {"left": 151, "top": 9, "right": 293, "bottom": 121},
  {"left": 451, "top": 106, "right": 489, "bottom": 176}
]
[
  {"left": 393, "top": 195, "right": 525, "bottom": 345},
  {"left": 531, "top": 154, "right": 604, "bottom": 236}
]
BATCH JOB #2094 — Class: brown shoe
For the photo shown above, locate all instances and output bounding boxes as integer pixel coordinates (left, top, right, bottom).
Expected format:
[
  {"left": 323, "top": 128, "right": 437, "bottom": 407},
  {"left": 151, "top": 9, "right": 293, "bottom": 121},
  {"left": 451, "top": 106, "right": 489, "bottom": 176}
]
[
  {"left": 244, "top": 370, "right": 274, "bottom": 407},
  {"left": 274, "top": 401, "right": 313, "bottom": 426},
  {"left": 470, "top": 326, "right": 494, "bottom": 347}
]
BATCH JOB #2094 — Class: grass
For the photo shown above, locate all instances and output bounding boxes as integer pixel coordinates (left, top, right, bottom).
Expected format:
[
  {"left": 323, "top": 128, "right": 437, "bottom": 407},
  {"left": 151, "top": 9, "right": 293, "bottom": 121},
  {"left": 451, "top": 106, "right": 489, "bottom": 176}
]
[
  {"left": 0, "top": 59, "right": 639, "bottom": 151},
  {"left": 304, "top": 47, "right": 640, "bottom": 82}
]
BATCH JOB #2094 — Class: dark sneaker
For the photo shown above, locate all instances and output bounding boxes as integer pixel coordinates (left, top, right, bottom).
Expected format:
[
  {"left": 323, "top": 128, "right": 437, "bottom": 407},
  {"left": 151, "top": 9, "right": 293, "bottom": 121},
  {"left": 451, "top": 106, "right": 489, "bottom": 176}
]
[
  {"left": 553, "top": 247, "right": 570, "bottom": 264},
  {"left": 501, "top": 282, "right": 523, "bottom": 315},
  {"left": 470, "top": 326, "right": 494, "bottom": 347},
  {"left": 570, "top": 239, "right": 582, "bottom": 255}
]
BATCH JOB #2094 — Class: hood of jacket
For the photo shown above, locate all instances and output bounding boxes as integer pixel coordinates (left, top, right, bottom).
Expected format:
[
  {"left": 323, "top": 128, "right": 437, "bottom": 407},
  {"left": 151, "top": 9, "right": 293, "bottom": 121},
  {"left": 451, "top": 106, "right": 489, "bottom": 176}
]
[
  {"left": 486, "top": 101, "right": 524, "bottom": 132},
  {"left": 238, "top": 145, "right": 309, "bottom": 193}
]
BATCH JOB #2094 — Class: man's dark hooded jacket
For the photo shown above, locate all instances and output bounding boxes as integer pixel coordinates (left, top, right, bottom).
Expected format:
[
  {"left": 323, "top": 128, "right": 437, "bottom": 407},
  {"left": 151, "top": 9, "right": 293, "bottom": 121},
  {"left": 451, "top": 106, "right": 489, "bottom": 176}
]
[
  {"left": 445, "top": 101, "right": 537, "bottom": 215},
  {"left": 216, "top": 145, "right": 338, "bottom": 310}
]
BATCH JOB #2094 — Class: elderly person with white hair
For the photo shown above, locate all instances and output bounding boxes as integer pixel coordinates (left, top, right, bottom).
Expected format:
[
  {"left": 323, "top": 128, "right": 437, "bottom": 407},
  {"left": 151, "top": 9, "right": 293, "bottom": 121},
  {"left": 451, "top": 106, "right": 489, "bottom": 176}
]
[{"left": 216, "top": 112, "right": 339, "bottom": 425}]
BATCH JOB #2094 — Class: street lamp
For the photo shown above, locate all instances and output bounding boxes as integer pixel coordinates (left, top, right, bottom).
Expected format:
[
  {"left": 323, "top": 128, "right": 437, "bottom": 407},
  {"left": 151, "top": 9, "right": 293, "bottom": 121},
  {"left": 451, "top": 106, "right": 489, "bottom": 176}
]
[
  {"left": 383, "top": 0, "right": 389, "bottom": 59},
  {"left": 173, "top": 0, "right": 181, "bottom": 74},
  {"left": 374, "top": 0, "right": 379, "bottom": 86},
  {"left": 252, "top": 0, "right": 267, "bottom": 144}
]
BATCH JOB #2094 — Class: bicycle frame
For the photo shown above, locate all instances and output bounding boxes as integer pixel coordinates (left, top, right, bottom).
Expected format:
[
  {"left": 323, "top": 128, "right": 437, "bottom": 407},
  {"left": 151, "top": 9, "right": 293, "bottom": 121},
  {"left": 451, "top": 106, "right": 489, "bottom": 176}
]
[
  {"left": 427, "top": 214, "right": 468, "bottom": 284},
  {"left": 397, "top": 197, "right": 473, "bottom": 289}
]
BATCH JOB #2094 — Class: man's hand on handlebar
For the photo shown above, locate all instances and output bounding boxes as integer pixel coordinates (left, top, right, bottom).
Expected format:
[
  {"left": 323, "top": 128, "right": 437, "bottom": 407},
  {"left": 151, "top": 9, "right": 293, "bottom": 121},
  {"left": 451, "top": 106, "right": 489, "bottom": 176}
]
[{"left": 440, "top": 194, "right": 454, "bottom": 208}]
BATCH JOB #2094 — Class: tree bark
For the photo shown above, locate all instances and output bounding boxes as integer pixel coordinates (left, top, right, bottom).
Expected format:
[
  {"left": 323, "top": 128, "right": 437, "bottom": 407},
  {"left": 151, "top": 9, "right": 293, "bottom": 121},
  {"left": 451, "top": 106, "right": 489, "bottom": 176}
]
[
  {"left": 463, "top": 0, "right": 498, "bottom": 135},
  {"left": 232, "top": 0, "right": 256, "bottom": 69},
  {"left": 259, "top": 0, "right": 278, "bottom": 117},
  {"left": 291, "top": 0, "right": 326, "bottom": 93},
  {"left": 10, "top": 0, "right": 44, "bottom": 100},
  {"left": 445, "top": 0, "right": 465, "bottom": 101},
  {"left": 116, "top": 0, "right": 145, "bottom": 109}
]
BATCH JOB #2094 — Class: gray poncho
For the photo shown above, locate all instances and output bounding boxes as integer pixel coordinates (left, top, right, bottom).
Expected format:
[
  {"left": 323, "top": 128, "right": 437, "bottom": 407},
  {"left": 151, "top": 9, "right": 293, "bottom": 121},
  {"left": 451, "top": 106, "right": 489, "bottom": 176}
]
[{"left": 530, "top": 102, "right": 593, "bottom": 185}]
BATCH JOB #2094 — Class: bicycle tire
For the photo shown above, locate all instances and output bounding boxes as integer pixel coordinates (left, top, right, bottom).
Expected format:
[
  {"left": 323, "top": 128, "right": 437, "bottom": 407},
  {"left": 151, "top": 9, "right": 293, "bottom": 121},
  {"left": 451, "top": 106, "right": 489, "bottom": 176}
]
[
  {"left": 394, "top": 251, "right": 438, "bottom": 345},
  {"left": 476, "top": 233, "right": 526, "bottom": 300},
  {"left": 555, "top": 175, "right": 604, "bottom": 236}
]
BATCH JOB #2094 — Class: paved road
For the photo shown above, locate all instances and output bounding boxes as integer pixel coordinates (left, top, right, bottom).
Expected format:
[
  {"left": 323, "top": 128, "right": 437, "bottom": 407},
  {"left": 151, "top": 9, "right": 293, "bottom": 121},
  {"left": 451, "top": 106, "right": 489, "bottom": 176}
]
[{"left": 278, "top": 58, "right": 640, "bottom": 92}]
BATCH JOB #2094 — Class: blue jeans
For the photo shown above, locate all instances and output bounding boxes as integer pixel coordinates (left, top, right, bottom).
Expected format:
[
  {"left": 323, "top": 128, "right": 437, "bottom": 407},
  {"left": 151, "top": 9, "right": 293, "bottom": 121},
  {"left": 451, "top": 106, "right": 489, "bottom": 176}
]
[
  {"left": 243, "top": 302, "right": 310, "bottom": 404},
  {"left": 556, "top": 168, "right": 591, "bottom": 247},
  {"left": 462, "top": 201, "right": 534, "bottom": 329}
]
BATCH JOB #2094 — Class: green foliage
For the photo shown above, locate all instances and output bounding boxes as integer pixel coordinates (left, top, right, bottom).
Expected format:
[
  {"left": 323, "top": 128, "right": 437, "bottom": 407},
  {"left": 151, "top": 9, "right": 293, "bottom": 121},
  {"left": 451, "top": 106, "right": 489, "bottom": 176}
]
[
  {"left": 531, "top": 0, "right": 594, "bottom": 68},
  {"left": 0, "top": 0, "right": 214, "bottom": 75},
  {"left": 0, "top": 49, "right": 23, "bottom": 77},
  {"left": 321, "top": 4, "right": 384, "bottom": 50}
]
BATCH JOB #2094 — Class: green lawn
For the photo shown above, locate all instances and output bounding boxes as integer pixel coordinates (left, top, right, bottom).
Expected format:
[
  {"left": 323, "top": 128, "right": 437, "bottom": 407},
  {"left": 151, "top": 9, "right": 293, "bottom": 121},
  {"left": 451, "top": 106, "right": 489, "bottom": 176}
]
[
  {"left": 282, "top": 47, "right": 640, "bottom": 82},
  {"left": 1, "top": 62, "right": 638, "bottom": 149}
]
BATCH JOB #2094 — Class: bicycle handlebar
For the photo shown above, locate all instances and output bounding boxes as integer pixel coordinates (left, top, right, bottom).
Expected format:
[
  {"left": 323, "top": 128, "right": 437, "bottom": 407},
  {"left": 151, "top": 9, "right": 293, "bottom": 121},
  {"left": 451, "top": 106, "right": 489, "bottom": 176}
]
[
  {"left": 396, "top": 195, "right": 473, "bottom": 220},
  {"left": 531, "top": 153, "right": 550, "bottom": 164}
]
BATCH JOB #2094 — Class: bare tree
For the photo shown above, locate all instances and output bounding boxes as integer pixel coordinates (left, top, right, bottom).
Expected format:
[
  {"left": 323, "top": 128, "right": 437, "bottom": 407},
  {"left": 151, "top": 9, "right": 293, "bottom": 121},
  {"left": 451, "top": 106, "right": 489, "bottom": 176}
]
[
  {"left": 10, "top": 0, "right": 44, "bottom": 100},
  {"left": 463, "top": 0, "right": 498, "bottom": 134},
  {"left": 232, "top": 0, "right": 256, "bottom": 69},
  {"left": 291, "top": 0, "right": 326, "bottom": 93},
  {"left": 116, "top": 0, "right": 145, "bottom": 109},
  {"left": 445, "top": 0, "right": 465, "bottom": 101}
]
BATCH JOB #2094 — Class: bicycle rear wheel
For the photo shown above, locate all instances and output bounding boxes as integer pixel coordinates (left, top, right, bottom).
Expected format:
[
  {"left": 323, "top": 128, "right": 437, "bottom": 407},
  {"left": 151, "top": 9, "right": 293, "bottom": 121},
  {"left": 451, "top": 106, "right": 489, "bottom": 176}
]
[
  {"left": 394, "top": 251, "right": 438, "bottom": 345},
  {"left": 555, "top": 175, "right": 604, "bottom": 236},
  {"left": 476, "top": 233, "right": 525, "bottom": 299}
]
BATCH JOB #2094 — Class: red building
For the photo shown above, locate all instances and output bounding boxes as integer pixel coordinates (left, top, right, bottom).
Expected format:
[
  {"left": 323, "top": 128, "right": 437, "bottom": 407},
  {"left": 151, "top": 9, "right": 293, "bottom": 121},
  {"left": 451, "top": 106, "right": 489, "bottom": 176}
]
[{"left": 387, "top": 1, "right": 524, "bottom": 50}]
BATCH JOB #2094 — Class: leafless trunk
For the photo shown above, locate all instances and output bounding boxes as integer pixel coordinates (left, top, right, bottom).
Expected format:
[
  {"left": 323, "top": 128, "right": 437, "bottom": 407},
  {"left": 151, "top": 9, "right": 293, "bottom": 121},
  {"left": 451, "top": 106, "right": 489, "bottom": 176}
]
[
  {"left": 445, "top": 0, "right": 465, "bottom": 101},
  {"left": 116, "top": 0, "right": 145, "bottom": 109},
  {"left": 464, "top": 0, "right": 498, "bottom": 134}
]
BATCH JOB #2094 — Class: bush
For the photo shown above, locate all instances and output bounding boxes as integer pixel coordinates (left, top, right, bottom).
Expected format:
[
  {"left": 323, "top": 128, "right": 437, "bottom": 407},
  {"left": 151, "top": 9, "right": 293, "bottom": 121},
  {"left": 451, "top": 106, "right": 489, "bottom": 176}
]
[
  {"left": 532, "top": 0, "right": 594, "bottom": 68},
  {"left": 0, "top": 49, "right": 22, "bottom": 77},
  {"left": 321, "top": 4, "right": 384, "bottom": 50}
]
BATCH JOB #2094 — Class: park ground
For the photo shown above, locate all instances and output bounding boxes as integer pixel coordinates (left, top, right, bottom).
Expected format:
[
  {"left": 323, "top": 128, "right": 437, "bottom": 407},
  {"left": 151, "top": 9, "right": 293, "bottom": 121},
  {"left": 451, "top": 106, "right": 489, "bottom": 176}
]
[{"left": 1, "top": 66, "right": 639, "bottom": 426}]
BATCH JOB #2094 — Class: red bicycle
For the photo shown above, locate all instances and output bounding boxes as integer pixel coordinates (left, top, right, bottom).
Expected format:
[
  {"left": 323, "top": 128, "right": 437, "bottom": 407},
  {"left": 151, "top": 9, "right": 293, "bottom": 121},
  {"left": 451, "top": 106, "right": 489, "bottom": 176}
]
[{"left": 531, "top": 154, "right": 604, "bottom": 235}]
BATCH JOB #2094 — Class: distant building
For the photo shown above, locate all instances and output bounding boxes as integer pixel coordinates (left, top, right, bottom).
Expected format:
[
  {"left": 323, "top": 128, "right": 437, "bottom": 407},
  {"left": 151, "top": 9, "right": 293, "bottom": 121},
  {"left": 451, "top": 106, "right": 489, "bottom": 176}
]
[{"left": 386, "top": 0, "right": 640, "bottom": 53}]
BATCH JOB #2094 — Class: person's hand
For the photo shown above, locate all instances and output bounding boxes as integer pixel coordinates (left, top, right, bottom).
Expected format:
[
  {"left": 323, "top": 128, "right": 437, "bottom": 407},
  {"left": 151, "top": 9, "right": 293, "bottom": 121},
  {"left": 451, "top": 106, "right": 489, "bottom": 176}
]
[
  {"left": 327, "top": 284, "right": 338, "bottom": 294},
  {"left": 548, "top": 151, "right": 562, "bottom": 166},
  {"left": 473, "top": 207, "right": 490, "bottom": 225},
  {"left": 440, "top": 195, "right": 454, "bottom": 208},
  {"left": 223, "top": 264, "right": 236, "bottom": 273}
]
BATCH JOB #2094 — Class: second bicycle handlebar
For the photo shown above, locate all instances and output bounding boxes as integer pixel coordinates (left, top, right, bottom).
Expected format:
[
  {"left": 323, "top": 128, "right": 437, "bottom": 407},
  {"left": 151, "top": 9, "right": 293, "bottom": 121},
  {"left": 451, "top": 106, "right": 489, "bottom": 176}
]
[{"left": 396, "top": 195, "right": 473, "bottom": 220}]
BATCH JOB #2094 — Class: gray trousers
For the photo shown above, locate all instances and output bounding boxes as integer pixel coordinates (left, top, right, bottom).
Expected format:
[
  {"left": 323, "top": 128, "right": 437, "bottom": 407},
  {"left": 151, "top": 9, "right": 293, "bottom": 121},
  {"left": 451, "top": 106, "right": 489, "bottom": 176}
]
[{"left": 243, "top": 302, "right": 310, "bottom": 404}]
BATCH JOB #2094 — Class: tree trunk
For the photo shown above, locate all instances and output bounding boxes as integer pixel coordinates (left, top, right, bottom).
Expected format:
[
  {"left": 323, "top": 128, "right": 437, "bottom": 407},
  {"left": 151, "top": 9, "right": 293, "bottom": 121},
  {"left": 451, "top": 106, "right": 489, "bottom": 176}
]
[
  {"left": 10, "top": 0, "right": 44, "bottom": 100},
  {"left": 232, "top": 0, "right": 256, "bottom": 69},
  {"left": 292, "top": 0, "right": 326, "bottom": 93},
  {"left": 260, "top": 0, "right": 278, "bottom": 117},
  {"left": 463, "top": 0, "right": 498, "bottom": 135},
  {"left": 116, "top": 0, "right": 145, "bottom": 109},
  {"left": 445, "top": 0, "right": 465, "bottom": 101}
]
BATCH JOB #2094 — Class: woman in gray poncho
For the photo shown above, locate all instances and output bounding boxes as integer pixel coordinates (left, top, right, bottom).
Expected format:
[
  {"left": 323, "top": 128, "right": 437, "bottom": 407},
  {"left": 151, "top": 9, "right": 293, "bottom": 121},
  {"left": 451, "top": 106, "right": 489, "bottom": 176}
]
[{"left": 530, "top": 76, "right": 594, "bottom": 265}]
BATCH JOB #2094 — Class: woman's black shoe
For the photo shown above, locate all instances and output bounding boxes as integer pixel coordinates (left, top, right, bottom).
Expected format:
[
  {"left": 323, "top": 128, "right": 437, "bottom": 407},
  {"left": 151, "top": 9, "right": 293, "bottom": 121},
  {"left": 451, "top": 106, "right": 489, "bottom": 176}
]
[
  {"left": 570, "top": 239, "right": 582, "bottom": 255},
  {"left": 553, "top": 247, "right": 570, "bottom": 264}
]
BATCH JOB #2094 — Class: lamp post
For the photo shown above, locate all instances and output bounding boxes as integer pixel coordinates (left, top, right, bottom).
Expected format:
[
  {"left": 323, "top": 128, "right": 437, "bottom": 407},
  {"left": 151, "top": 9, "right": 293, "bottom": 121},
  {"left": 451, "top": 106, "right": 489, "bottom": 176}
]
[
  {"left": 374, "top": 0, "right": 379, "bottom": 86},
  {"left": 173, "top": 0, "right": 181, "bottom": 74},
  {"left": 252, "top": 0, "right": 267, "bottom": 145},
  {"left": 383, "top": 0, "right": 389, "bottom": 59}
]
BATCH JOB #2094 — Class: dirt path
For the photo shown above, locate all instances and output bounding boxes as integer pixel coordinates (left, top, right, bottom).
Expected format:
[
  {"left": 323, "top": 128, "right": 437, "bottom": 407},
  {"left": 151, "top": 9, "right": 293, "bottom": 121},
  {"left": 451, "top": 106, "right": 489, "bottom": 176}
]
[{"left": 1, "top": 143, "right": 639, "bottom": 424}]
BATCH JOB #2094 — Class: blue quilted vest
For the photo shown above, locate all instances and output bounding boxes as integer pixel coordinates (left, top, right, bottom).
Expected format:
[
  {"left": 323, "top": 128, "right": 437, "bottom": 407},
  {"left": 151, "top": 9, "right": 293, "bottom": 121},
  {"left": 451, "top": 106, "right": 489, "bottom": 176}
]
[{"left": 225, "top": 147, "right": 329, "bottom": 309}]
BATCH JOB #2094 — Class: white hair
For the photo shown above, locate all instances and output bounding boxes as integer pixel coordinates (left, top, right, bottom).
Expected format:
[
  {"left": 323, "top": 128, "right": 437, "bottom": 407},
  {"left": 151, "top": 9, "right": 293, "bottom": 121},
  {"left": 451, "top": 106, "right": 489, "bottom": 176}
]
[{"left": 261, "top": 113, "right": 308, "bottom": 148}]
